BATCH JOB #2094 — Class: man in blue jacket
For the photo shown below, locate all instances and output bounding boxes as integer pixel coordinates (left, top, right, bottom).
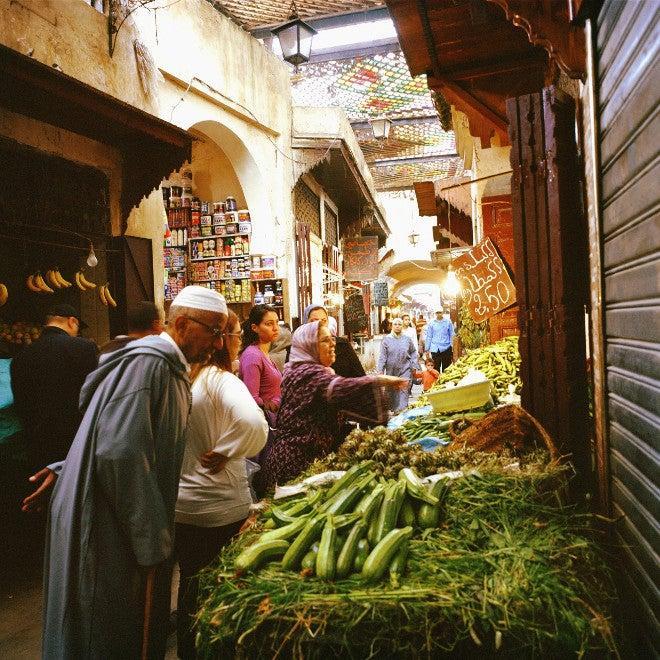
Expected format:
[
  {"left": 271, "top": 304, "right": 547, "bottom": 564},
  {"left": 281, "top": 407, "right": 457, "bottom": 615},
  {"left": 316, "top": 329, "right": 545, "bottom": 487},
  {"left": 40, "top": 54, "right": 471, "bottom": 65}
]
[{"left": 425, "top": 308, "right": 455, "bottom": 372}]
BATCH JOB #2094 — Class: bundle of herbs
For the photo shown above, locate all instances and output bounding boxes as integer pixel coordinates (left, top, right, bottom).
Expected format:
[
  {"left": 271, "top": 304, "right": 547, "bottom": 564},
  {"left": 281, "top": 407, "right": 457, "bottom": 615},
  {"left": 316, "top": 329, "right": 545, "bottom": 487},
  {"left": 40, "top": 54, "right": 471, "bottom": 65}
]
[{"left": 196, "top": 461, "right": 616, "bottom": 659}]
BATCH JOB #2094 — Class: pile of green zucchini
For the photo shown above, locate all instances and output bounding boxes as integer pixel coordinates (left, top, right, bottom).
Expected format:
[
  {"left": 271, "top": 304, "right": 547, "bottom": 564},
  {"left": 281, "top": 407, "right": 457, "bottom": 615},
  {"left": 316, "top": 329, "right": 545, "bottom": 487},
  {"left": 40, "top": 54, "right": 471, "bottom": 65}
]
[{"left": 234, "top": 461, "right": 450, "bottom": 585}]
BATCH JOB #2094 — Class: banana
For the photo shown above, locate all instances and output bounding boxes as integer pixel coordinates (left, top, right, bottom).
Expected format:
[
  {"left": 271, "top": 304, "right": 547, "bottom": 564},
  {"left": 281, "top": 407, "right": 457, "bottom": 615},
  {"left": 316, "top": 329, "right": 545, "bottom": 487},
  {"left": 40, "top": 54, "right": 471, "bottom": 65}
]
[
  {"left": 45, "top": 269, "right": 62, "bottom": 289},
  {"left": 98, "top": 284, "right": 108, "bottom": 306},
  {"left": 0, "top": 283, "right": 8, "bottom": 306},
  {"left": 78, "top": 271, "right": 96, "bottom": 289},
  {"left": 54, "top": 269, "right": 72, "bottom": 288},
  {"left": 74, "top": 271, "right": 86, "bottom": 291},
  {"left": 34, "top": 273, "right": 54, "bottom": 294},
  {"left": 27, "top": 274, "right": 42, "bottom": 293},
  {"left": 104, "top": 284, "right": 117, "bottom": 308}
]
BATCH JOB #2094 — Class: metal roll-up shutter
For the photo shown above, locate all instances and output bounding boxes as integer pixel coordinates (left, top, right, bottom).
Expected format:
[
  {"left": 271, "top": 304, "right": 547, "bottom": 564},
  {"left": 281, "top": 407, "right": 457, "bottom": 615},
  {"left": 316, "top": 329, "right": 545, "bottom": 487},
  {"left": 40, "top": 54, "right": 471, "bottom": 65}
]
[{"left": 597, "top": 0, "right": 660, "bottom": 652}]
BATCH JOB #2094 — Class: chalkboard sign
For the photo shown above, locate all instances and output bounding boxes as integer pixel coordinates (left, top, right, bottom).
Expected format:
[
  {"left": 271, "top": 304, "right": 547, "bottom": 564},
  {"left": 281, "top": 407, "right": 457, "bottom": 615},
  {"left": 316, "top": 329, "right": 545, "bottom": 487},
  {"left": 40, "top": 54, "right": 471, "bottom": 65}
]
[
  {"left": 453, "top": 237, "right": 516, "bottom": 323},
  {"left": 373, "top": 281, "right": 389, "bottom": 306},
  {"left": 342, "top": 236, "right": 379, "bottom": 281}
]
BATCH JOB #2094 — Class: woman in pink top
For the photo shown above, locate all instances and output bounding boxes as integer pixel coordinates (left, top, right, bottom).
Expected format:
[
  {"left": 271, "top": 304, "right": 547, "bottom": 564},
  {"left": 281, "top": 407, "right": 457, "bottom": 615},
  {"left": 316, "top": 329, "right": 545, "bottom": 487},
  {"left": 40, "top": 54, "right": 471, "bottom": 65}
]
[{"left": 239, "top": 305, "right": 282, "bottom": 424}]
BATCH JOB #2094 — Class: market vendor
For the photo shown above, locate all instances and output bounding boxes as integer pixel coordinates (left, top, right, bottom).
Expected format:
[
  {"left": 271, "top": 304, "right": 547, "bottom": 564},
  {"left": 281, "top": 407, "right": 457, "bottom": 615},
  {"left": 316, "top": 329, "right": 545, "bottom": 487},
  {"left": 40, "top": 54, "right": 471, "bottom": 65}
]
[{"left": 257, "top": 320, "right": 406, "bottom": 491}]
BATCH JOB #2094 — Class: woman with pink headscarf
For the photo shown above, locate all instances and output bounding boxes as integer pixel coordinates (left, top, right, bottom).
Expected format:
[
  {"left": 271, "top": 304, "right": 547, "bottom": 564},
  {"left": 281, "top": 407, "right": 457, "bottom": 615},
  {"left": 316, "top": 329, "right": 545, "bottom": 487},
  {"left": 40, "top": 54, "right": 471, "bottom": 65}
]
[{"left": 257, "top": 320, "right": 407, "bottom": 491}]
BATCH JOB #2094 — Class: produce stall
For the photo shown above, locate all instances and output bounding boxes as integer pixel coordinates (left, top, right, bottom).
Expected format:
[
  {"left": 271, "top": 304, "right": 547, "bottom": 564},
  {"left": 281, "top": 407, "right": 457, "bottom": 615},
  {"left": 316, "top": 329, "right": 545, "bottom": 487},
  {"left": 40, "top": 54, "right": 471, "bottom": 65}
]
[
  {"left": 194, "top": 336, "right": 615, "bottom": 657},
  {"left": 196, "top": 452, "right": 615, "bottom": 658}
]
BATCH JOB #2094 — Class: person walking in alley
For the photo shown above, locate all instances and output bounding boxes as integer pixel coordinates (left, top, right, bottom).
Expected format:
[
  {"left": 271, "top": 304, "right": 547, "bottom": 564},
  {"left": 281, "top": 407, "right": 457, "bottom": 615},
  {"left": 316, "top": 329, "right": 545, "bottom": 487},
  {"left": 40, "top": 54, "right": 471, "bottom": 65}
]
[
  {"left": 425, "top": 308, "right": 455, "bottom": 372},
  {"left": 377, "top": 317, "right": 418, "bottom": 412},
  {"left": 401, "top": 313, "right": 419, "bottom": 352},
  {"left": 41, "top": 286, "right": 228, "bottom": 660}
]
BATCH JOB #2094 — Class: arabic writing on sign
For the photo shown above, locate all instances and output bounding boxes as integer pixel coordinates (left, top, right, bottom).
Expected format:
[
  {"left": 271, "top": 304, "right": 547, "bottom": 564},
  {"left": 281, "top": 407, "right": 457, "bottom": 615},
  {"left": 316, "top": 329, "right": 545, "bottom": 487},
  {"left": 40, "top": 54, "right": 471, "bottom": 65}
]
[
  {"left": 453, "top": 238, "right": 516, "bottom": 323},
  {"left": 343, "top": 236, "right": 379, "bottom": 281}
]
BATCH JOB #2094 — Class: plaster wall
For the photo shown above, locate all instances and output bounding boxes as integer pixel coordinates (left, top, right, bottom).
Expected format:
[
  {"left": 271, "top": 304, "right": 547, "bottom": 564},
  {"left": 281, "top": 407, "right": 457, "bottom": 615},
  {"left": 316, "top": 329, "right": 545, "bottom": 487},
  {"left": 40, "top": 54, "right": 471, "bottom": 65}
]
[{"left": 1, "top": 0, "right": 297, "bottom": 314}]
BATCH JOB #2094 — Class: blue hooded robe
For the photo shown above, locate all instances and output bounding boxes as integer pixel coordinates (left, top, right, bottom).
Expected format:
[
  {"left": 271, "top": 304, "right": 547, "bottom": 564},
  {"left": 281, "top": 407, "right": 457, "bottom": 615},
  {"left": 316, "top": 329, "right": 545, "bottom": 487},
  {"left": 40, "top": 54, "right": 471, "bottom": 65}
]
[{"left": 42, "top": 335, "right": 191, "bottom": 659}]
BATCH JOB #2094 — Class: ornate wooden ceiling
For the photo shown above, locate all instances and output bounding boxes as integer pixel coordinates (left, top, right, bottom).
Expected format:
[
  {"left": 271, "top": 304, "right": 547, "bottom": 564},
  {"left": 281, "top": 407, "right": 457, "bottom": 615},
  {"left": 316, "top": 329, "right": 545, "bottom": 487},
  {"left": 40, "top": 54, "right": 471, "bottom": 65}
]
[{"left": 386, "top": 0, "right": 585, "bottom": 147}]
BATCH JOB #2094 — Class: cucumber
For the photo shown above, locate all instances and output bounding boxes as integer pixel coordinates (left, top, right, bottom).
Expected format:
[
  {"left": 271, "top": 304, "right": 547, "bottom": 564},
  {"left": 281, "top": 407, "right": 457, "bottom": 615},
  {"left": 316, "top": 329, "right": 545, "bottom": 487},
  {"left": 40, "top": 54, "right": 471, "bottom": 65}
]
[
  {"left": 271, "top": 505, "right": 314, "bottom": 527},
  {"left": 301, "top": 544, "right": 319, "bottom": 571},
  {"left": 388, "top": 538, "right": 410, "bottom": 588},
  {"left": 323, "top": 473, "right": 374, "bottom": 515},
  {"left": 316, "top": 518, "right": 337, "bottom": 580},
  {"left": 354, "top": 483, "right": 384, "bottom": 517},
  {"left": 399, "top": 468, "right": 439, "bottom": 506},
  {"left": 235, "top": 539, "right": 289, "bottom": 572},
  {"left": 336, "top": 519, "right": 368, "bottom": 578},
  {"left": 361, "top": 526, "right": 413, "bottom": 582},
  {"left": 324, "top": 461, "right": 374, "bottom": 501},
  {"left": 398, "top": 497, "right": 416, "bottom": 528},
  {"left": 373, "top": 481, "right": 406, "bottom": 545},
  {"left": 417, "top": 480, "right": 451, "bottom": 529},
  {"left": 260, "top": 516, "right": 310, "bottom": 542},
  {"left": 281, "top": 514, "right": 327, "bottom": 571},
  {"left": 353, "top": 538, "right": 370, "bottom": 573},
  {"left": 332, "top": 512, "right": 363, "bottom": 530}
]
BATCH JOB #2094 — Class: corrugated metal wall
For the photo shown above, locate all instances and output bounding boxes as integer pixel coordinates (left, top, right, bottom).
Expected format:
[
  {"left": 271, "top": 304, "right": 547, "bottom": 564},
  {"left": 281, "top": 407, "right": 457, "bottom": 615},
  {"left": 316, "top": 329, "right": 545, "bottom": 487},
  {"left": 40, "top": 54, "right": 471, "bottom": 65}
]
[{"left": 597, "top": 0, "right": 659, "bottom": 649}]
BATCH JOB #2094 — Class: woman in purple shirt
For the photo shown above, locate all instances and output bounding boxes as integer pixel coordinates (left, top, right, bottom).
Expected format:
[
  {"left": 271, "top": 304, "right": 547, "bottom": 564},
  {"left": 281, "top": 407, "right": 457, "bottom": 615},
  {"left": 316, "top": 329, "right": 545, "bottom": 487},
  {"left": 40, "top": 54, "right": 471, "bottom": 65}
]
[{"left": 239, "top": 305, "right": 282, "bottom": 424}]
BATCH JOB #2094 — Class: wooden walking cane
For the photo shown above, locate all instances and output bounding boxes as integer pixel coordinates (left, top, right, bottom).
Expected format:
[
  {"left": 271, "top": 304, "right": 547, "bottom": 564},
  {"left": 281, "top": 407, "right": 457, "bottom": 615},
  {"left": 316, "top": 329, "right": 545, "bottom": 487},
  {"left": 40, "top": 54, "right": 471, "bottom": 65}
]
[{"left": 141, "top": 567, "right": 156, "bottom": 660}]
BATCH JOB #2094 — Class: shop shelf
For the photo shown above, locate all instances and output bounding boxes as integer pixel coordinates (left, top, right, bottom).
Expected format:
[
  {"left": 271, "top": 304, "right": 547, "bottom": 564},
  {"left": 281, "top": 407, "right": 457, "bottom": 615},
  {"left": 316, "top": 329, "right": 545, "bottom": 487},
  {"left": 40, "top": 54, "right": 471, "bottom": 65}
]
[
  {"left": 190, "top": 255, "right": 251, "bottom": 262},
  {"left": 188, "top": 233, "right": 250, "bottom": 241},
  {"left": 192, "top": 277, "right": 251, "bottom": 283}
]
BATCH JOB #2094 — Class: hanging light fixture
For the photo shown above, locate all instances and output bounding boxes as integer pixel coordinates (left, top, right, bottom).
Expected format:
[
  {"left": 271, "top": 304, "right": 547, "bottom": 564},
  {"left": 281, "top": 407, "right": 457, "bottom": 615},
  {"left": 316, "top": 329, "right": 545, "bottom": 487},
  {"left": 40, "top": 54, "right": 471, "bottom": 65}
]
[
  {"left": 442, "top": 263, "right": 461, "bottom": 298},
  {"left": 441, "top": 201, "right": 461, "bottom": 297},
  {"left": 369, "top": 116, "right": 392, "bottom": 140},
  {"left": 86, "top": 242, "right": 98, "bottom": 268},
  {"left": 271, "top": 0, "right": 318, "bottom": 67},
  {"left": 408, "top": 231, "right": 420, "bottom": 246}
]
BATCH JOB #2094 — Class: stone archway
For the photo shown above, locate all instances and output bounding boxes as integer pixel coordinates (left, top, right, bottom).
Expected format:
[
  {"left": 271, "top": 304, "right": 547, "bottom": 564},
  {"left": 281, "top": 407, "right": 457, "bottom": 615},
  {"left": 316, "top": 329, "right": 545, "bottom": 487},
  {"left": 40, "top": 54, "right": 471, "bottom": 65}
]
[
  {"left": 187, "top": 120, "right": 272, "bottom": 254},
  {"left": 387, "top": 259, "right": 443, "bottom": 298}
]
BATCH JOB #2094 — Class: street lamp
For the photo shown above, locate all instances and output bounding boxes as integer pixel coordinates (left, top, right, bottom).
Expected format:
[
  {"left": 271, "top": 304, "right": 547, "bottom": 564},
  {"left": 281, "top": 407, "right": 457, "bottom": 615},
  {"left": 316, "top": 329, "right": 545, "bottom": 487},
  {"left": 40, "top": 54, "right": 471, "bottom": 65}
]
[
  {"left": 369, "top": 116, "right": 392, "bottom": 140},
  {"left": 271, "top": 1, "right": 317, "bottom": 67}
]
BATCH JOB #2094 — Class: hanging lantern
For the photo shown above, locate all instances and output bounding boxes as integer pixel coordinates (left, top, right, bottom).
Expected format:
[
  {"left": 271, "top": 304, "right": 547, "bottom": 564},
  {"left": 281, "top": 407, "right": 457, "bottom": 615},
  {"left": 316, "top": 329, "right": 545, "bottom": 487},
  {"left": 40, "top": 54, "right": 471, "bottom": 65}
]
[
  {"left": 271, "top": 1, "right": 317, "bottom": 67},
  {"left": 408, "top": 231, "right": 420, "bottom": 246},
  {"left": 442, "top": 264, "right": 461, "bottom": 298},
  {"left": 369, "top": 116, "right": 392, "bottom": 140}
]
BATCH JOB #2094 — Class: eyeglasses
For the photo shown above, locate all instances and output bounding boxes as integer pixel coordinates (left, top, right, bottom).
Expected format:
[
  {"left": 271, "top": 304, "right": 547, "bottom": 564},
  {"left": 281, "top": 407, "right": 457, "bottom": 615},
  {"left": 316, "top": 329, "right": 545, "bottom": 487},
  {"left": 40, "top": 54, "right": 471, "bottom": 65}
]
[
  {"left": 319, "top": 337, "right": 336, "bottom": 345},
  {"left": 225, "top": 330, "right": 243, "bottom": 338},
  {"left": 184, "top": 316, "right": 223, "bottom": 338}
]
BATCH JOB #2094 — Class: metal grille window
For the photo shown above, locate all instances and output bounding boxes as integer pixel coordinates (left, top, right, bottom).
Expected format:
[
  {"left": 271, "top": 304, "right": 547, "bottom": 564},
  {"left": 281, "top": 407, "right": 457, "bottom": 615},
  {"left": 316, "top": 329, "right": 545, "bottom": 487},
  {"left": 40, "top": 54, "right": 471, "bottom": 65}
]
[
  {"left": 324, "top": 203, "right": 338, "bottom": 247},
  {"left": 293, "top": 180, "right": 321, "bottom": 237}
]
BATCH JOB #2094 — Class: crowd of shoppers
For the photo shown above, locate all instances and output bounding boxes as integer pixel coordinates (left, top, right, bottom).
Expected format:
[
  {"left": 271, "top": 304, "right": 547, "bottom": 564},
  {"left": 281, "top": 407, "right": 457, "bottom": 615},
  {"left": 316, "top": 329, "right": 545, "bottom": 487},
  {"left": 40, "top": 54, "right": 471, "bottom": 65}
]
[{"left": 1, "top": 291, "right": 456, "bottom": 659}]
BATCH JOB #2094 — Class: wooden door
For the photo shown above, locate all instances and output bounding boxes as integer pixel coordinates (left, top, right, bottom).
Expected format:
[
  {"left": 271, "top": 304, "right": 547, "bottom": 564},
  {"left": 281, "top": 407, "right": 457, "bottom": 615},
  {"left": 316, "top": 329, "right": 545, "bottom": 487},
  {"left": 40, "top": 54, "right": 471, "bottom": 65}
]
[
  {"left": 507, "top": 87, "right": 590, "bottom": 489},
  {"left": 109, "top": 236, "right": 154, "bottom": 337},
  {"left": 295, "top": 222, "right": 312, "bottom": 321}
]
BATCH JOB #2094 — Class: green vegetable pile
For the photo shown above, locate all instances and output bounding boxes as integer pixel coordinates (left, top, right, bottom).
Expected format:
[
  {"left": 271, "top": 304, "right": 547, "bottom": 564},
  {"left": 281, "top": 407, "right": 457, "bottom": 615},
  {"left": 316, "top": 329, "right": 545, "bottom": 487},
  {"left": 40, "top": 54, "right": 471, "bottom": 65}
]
[
  {"left": 457, "top": 300, "right": 490, "bottom": 350},
  {"left": 196, "top": 459, "right": 616, "bottom": 658},
  {"left": 330, "top": 426, "right": 463, "bottom": 479},
  {"left": 428, "top": 335, "right": 521, "bottom": 400},
  {"left": 233, "top": 462, "right": 450, "bottom": 585},
  {"left": 399, "top": 408, "right": 489, "bottom": 443}
]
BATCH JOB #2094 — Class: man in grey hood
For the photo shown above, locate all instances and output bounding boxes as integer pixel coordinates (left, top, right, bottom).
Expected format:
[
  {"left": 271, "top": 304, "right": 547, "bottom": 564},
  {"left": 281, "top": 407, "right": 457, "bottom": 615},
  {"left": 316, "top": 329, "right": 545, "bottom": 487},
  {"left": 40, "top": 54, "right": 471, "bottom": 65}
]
[{"left": 41, "top": 286, "right": 228, "bottom": 660}]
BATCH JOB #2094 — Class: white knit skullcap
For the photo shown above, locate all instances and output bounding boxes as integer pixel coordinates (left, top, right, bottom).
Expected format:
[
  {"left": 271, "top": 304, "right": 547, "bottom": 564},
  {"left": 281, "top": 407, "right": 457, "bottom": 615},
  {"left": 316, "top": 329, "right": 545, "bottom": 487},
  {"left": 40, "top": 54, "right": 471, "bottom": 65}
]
[{"left": 171, "top": 285, "right": 228, "bottom": 315}]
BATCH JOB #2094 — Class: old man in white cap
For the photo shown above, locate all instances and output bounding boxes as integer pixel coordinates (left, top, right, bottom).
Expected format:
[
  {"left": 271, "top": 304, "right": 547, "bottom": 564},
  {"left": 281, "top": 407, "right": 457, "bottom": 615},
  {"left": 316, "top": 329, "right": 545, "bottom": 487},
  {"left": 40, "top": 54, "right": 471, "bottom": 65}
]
[{"left": 40, "top": 286, "right": 228, "bottom": 660}]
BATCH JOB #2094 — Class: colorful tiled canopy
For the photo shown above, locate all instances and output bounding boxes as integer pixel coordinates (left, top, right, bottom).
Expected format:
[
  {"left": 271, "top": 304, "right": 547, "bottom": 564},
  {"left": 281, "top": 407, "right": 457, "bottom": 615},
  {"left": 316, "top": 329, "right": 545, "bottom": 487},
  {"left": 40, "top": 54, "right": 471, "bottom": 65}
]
[
  {"left": 207, "top": 0, "right": 386, "bottom": 30},
  {"left": 353, "top": 118, "right": 456, "bottom": 163},
  {"left": 371, "top": 156, "right": 464, "bottom": 190},
  {"left": 292, "top": 51, "right": 463, "bottom": 189},
  {"left": 292, "top": 51, "right": 434, "bottom": 121}
]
